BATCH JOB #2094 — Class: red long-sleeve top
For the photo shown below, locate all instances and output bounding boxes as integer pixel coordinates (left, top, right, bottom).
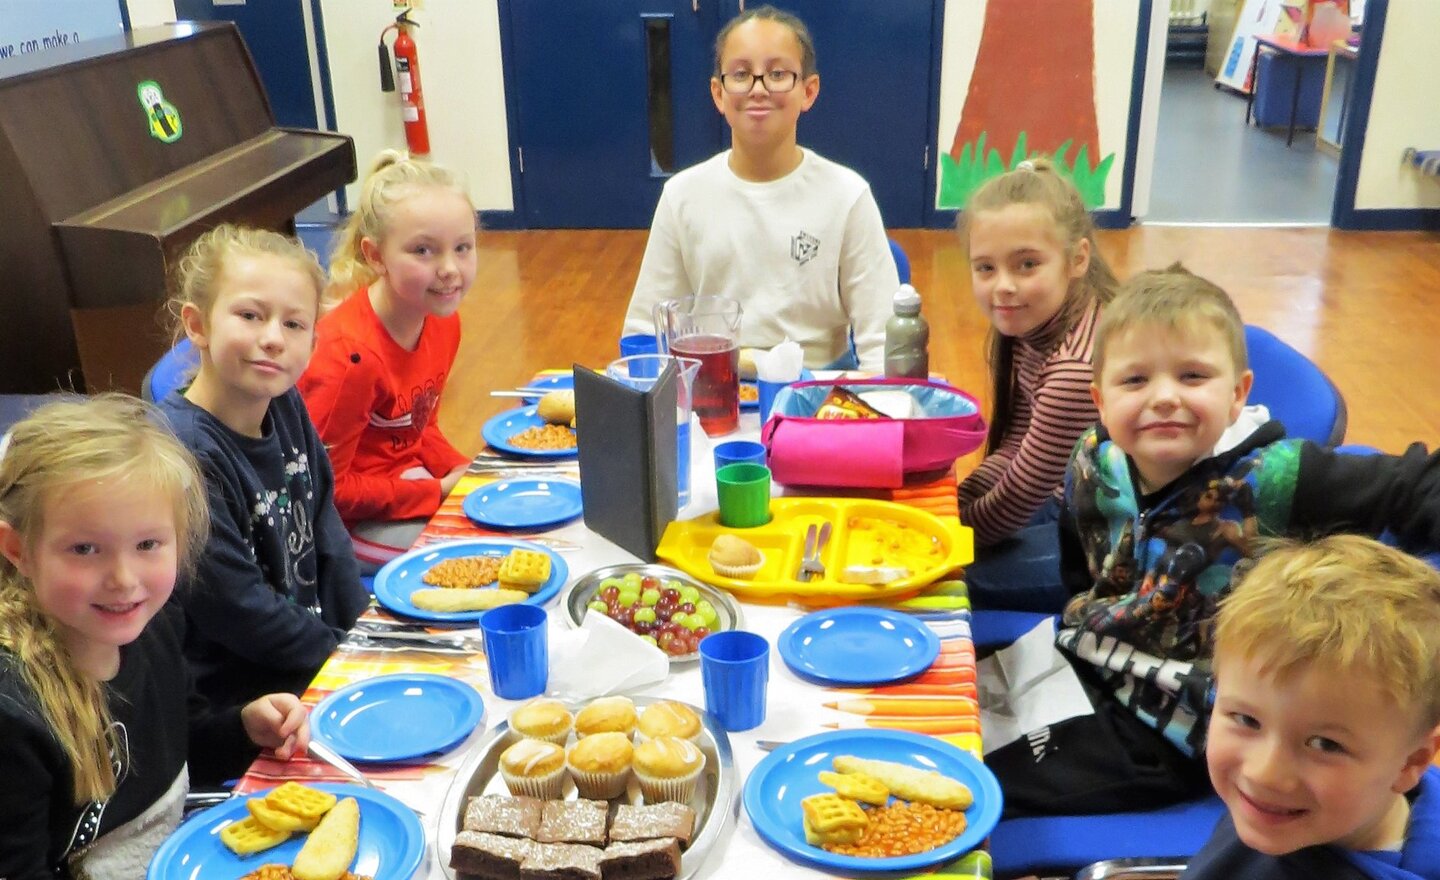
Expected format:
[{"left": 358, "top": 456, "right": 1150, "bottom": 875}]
[{"left": 299, "top": 288, "right": 468, "bottom": 524}]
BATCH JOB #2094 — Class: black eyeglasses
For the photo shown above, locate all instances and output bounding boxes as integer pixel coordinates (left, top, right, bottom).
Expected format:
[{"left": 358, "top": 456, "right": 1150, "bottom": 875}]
[{"left": 717, "top": 69, "right": 800, "bottom": 95}]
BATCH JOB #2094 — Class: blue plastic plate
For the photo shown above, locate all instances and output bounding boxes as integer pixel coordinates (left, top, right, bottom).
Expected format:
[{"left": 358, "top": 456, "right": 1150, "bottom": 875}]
[
  {"left": 374, "top": 538, "right": 568, "bottom": 622},
  {"left": 778, "top": 607, "right": 940, "bottom": 686},
  {"left": 482, "top": 406, "right": 577, "bottom": 458},
  {"left": 311, "top": 673, "right": 485, "bottom": 763},
  {"left": 462, "top": 478, "right": 583, "bottom": 530},
  {"left": 743, "top": 730, "right": 1002, "bottom": 873},
  {"left": 521, "top": 373, "right": 574, "bottom": 403},
  {"left": 147, "top": 783, "right": 425, "bottom": 880}
]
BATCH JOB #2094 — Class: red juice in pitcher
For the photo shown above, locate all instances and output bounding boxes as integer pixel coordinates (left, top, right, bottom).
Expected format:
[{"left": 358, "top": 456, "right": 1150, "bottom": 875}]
[{"left": 670, "top": 334, "right": 739, "bottom": 435}]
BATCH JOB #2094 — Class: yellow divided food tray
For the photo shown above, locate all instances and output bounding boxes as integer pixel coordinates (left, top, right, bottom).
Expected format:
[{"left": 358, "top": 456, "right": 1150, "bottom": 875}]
[{"left": 656, "top": 498, "right": 973, "bottom": 601}]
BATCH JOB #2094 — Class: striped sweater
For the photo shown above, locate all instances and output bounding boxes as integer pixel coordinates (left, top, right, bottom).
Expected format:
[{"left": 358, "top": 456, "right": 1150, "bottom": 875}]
[{"left": 959, "top": 301, "right": 1101, "bottom": 547}]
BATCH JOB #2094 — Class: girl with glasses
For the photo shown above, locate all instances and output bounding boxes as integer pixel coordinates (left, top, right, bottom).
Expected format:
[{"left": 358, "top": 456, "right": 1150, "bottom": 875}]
[{"left": 623, "top": 5, "right": 899, "bottom": 374}]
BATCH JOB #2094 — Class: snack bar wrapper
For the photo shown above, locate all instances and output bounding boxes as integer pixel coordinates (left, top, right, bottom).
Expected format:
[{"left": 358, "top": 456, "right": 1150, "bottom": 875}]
[{"left": 813, "top": 387, "right": 890, "bottom": 420}]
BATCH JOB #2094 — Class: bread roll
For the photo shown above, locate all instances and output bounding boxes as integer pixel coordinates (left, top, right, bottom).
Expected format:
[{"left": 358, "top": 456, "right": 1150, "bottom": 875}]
[{"left": 537, "top": 390, "right": 576, "bottom": 425}]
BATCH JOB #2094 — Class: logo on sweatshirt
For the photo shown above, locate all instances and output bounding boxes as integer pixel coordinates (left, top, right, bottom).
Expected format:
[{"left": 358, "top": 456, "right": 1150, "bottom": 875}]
[{"left": 790, "top": 230, "right": 819, "bottom": 266}]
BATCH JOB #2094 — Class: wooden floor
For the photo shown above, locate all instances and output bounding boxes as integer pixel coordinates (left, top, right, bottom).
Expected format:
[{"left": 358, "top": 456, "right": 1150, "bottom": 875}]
[{"left": 439, "top": 227, "right": 1440, "bottom": 463}]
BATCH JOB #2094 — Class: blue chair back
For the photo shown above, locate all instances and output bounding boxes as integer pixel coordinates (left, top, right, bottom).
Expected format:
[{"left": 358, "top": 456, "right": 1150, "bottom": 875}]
[
  {"left": 142, "top": 338, "right": 199, "bottom": 403},
  {"left": 888, "top": 238, "right": 911, "bottom": 285},
  {"left": 991, "top": 794, "right": 1226, "bottom": 878},
  {"left": 1244, "top": 325, "right": 1346, "bottom": 446}
]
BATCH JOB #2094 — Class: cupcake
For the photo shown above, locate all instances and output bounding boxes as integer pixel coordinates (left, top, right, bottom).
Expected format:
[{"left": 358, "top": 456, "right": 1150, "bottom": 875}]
[
  {"left": 632, "top": 735, "right": 706, "bottom": 804},
  {"left": 708, "top": 534, "right": 763, "bottom": 579},
  {"left": 574, "top": 696, "right": 638, "bottom": 739},
  {"left": 637, "top": 701, "right": 702, "bottom": 743},
  {"left": 498, "top": 738, "right": 568, "bottom": 799},
  {"left": 566, "top": 731, "right": 634, "bottom": 799},
  {"left": 509, "top": 698, "right": 574, "bottom": 745}
]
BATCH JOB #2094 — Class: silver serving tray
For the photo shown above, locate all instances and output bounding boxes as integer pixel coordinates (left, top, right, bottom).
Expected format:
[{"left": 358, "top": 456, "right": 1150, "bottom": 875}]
[
  {"left": 436, "top": 696, "right": 738, "bottom": 880},
  {"left": 559, "top": 564, "right": 744, "bottom": 664}
]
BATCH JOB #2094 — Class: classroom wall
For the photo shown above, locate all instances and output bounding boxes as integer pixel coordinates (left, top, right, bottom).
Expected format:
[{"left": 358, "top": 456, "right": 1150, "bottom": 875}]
[
  {"left": 1352, "top": 0, "right": 1440, "bottom": 210},
  {"left": 124, "top": 0, "right": 1437, "bottom": 222}
]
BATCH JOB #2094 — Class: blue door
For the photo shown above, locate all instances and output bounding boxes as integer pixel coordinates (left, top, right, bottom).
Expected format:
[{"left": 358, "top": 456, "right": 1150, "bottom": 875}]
[
  {"left": 171, "top": 0, "right": 321, "bottom": 129},
  {"left": 502, "top": 1, "right": 724, "bottom": 228},
  {"left": 502, "top": 0, "right": 937, "bottom": 229}
]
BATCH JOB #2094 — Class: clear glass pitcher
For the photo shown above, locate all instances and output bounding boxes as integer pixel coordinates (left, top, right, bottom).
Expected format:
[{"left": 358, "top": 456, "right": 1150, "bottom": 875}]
[
  {"left": 606, "top": 354, "right": 702, "bottom": 508},
  {"left": 653, "top": 295, "right": 743, "bottom": 436}
]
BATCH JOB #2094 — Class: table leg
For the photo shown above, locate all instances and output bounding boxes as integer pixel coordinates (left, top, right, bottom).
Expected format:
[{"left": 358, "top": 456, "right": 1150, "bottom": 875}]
[
  {"left": 1286, "top": 56, "right": 1302, "bottom": 147},
  {"left": 1245, "top": 45, "right": 1262, "bottom": 126}
]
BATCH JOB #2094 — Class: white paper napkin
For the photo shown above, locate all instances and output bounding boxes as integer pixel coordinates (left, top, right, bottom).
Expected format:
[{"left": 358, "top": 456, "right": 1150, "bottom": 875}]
[
  {"left": 547, "top": 612, "right": 669, "bottom": 700},
  {"left": 753, "top": 340, "right": 804, "bottom": 383}
]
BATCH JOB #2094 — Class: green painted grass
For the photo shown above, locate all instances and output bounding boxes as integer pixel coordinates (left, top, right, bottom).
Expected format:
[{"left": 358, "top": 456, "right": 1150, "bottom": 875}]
[{"left": 938, "top": 131, "right": 1116, "bottom": 210}]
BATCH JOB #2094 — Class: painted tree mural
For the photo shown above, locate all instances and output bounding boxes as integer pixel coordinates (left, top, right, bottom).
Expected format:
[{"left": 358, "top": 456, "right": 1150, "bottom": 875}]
[{"left": 939, "top": 0, "right": 1115, "bottom": 209}]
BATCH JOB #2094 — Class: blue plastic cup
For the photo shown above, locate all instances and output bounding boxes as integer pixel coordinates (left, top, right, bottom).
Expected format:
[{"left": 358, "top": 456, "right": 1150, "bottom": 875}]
[
  {"left": 713, "top": 440, "right": 767, "bottom": 471},
  {"left": 757, "top": 379, "right": 788, "bottom": 423},
  {"left": 700, "top": 630, "right": 770, "bottom": 731},
  {"left": 619, "top": 334, "right": 661, "bottom": 376},
  {"left": 480, "top": 604, "right": 549, "bottom": 700}
]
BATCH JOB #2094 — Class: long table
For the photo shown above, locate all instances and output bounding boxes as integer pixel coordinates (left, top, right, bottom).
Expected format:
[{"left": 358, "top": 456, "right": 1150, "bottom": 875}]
[{"left": 237, "top": 393, "right": 989, "bottom": 880}]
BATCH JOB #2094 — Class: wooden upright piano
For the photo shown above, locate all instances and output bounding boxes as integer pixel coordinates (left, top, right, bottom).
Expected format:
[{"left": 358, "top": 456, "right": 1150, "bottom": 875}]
[{"left": 0, "top": 22, "right": 355, "bottom": 394}]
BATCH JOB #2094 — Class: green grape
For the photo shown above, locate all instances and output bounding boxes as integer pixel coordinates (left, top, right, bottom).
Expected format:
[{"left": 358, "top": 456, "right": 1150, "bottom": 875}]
[
  {"left": 599, "top": 577, "right": 625, "bottom": 590},
  {"left": 681, "top": 614, "right": 703, "bottom": 631},
  {"left": 695, "top": 600, "right": 718, "bottom": 627},
  {"left": 622, "top": 572, "right": 643, "bottom": 588},
  {"left": 587, "top": 599, "right": 608, "bottom": 614},
  {"left": 670, "top": 611, "right": 690, "bottom": 628},
  {"left": 633, "top": 607, "right": 657, "bottom": 624},
  {"left": 678, "top": 586, "right": 701, "bottom": 603},
  {"left": 617, "top": 589, "right": 641, "bottom": 607},
  {"left": 640, "top": 588, "right": 661, "bottom": 606},
  {"left": 641, "top": 634, "right": 659, "bottom": 647}
]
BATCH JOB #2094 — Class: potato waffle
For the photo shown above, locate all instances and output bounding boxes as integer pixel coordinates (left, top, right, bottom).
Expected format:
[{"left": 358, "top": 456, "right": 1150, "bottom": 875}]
[
  {"left": 266, "top": 782, "right": 339, "bottom": 821},
  {"left": 498, "top": 549, "right": 552, "bottom": 592},
  {"left": 220, "top": 816, "right": 291, "bottom": 855},
  {"left": 832, "top": 756, "right": 973, "bottom": 810},
  {"left": 800, "top": 793, "right": 869, "bottom": 846},
  {"left": 249, "top": 797, "right": 321, "bottom": 832},
  {"left": 423, "top": 555, "right": 502, "bottom": 589},
  {"left": 818, "top": 770, "right": 890, "bottom": 806}
]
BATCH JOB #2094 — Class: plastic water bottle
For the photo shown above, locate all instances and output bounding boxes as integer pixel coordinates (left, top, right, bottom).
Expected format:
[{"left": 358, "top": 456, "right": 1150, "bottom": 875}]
[{"left": 884, "top": 284, "right": 929, "bottom": 379}]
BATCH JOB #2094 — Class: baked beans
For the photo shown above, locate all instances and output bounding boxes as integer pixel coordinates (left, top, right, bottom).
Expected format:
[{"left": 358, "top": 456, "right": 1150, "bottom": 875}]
[
  {"left": 508, "top": 424, "right": 577, "bottom": 451},
  {"left": 823, "top": 801, "right": 968, "bottom": 859}
]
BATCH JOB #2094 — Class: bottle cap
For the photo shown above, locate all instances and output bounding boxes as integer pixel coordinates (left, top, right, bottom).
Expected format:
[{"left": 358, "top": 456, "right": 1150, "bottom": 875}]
[{"left": 893, "top": 284, "right": 921, "bottom": 312}]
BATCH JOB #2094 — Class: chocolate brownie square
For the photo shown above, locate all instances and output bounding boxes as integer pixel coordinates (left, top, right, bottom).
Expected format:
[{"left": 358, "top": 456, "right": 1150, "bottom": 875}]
[
  {"left": 451, "top": 830, "right": 538, "bottom": 879},
  {"left": 608, "top": 803, "right": 696, "bottom": 849},
  {"left": 464, "top": 795, "right": 545, "bottom": 838},
  {"left": 537, "top": 798, "right": 608, "bottom": 846},
  {"left": 519, "top": 842, "right": 604, "bottom": 880},
  {"left": 600, "top": 837, "right": 682, "bottom": 880}
]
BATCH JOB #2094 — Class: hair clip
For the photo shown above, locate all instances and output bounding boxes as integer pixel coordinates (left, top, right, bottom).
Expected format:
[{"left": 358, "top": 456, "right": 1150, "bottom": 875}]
[{"left": 1016, "top": 159, "right": 1036, "bottom": 172}]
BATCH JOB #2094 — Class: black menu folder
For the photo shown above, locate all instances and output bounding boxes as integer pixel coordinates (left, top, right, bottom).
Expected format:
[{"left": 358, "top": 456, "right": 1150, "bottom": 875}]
[{"left": 573, "top": 360, "right": 678, "bottom": 561}]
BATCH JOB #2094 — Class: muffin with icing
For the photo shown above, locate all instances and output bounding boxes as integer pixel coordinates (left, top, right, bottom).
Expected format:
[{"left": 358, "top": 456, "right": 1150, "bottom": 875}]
[
  {"left": 632, "top": 735, "right": 706, "bottom": 803},
  {"left": 573, "top": 696, "right": 638, "bottom": 739},
  {"left": 498, "top": 738, "right": 568, "bottom": 799},
  {"left": 566, "top": 731, "right": 634, "bottom": 799},
  {"left": 508, "top": 697, "right": 574, "bottom": 745},
  {"left": 708, "top": 534, "right": 763, "bottom": 579},
  {"left": 637, "top": 700, "right": 702, "bottom": 743}
]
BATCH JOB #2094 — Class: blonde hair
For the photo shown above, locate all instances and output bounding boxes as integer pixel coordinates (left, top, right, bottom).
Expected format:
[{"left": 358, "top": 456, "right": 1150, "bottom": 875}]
[
  {"left": 959, "top": 159, "right": 1120, "bottom": 454},
  {"left": 1093, "top": 263, "right": 1247, "bottom": 380},
  {"left": 1216, "top": 535, "right": 1440, "bottom": 731},
  {"left": 166, "top": 224, "right": 325, "bottom": 342},
  {"left": 0, "top": 394, "right": 209, "bottom": 803},
  {"left": 327, "top": 150, "right": 475, "bottom": 300},
  {"left": 714, "top": 5, "right": 817, "bottom": 76}
]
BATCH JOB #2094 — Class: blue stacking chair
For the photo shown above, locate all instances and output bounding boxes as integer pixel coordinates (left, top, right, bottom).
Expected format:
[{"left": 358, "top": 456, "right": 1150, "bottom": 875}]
[
  {"left": 1243, "top": 324, "right": 1347, "bottom": 447},
  {"left": 888, "top": 238, "right": 911, "bottom": 285},
  {"left": 141, "top": 337, "right": 199, "bottom": 403}
]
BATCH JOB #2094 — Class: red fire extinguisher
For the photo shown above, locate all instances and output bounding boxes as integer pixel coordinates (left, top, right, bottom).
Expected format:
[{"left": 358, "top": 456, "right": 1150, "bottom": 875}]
[{"left": 378, "top": 8, "right": 431, "bottom": 158}]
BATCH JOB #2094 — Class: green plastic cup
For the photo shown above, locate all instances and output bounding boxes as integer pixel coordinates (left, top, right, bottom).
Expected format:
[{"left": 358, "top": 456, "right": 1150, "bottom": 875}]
[{"left": 716, "top": 462, "right": 772, "bottom": 528}]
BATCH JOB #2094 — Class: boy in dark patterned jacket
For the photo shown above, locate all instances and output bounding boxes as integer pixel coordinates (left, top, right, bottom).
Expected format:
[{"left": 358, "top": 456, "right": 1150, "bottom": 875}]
[{"left": 990, "top": 265, "right": 1440, "bottom": 818}]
